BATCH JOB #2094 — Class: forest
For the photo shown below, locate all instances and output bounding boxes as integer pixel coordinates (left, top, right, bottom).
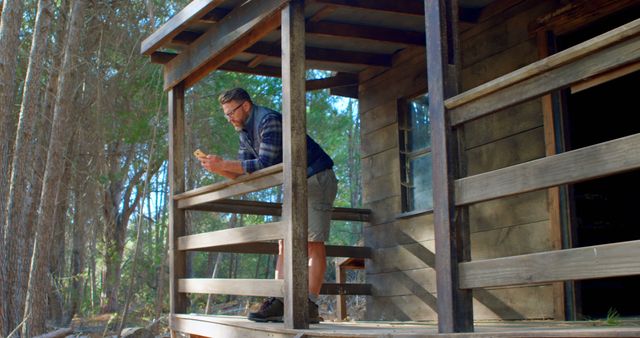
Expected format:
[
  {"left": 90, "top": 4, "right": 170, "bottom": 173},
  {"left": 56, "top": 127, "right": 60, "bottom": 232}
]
[{"left": 0, "top": 0, "right": 362, "bottom": 336}]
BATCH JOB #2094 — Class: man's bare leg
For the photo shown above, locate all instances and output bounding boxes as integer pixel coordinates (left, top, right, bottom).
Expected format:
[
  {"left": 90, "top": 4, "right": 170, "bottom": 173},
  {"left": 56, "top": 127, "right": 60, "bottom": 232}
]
[{"left": 275, "top": 240, "right": 326, "bottom": 296}]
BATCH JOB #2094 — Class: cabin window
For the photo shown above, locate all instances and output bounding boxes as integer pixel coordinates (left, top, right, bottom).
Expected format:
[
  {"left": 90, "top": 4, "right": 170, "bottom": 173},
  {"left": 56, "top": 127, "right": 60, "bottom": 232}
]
[{"left": 399, "top": 93, "right": 433, "bottom": 213}]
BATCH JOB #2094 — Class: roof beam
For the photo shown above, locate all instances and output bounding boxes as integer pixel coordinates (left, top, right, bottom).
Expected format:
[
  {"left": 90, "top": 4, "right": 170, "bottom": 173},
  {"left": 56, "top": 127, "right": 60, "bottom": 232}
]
[
  {"left": 198, "top": 7, "right": 231, "bottom": 23},
  {"left": 163, "top": 0, "right": 288, "bottom": 90},
  {"left": 141, "top": 0, "right": 225, "bottom": 55},
  {"left": 245, "top": 41, "right": 392, "bottom": 67},
  {"left": 306, "top": 72, "right": 358, "bottom": 91},
  {"left": 306, "top": 21, "right": 425, "bottom": 45},
  {"left": 312, "top": 0, "right": 423, "bottom": 16}
]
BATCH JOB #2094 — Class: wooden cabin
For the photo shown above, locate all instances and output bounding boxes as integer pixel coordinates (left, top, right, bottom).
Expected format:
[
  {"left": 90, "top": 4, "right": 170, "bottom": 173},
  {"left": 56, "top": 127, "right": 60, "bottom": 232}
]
[{"left": 142, "top": 0, "right": 640, "bottom": 336}]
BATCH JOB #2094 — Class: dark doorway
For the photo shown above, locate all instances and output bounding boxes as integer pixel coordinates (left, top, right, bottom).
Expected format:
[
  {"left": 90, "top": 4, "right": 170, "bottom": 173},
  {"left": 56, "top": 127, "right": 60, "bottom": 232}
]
[{"left": 559, "top": 9, "right": 640, "bottom": 318}]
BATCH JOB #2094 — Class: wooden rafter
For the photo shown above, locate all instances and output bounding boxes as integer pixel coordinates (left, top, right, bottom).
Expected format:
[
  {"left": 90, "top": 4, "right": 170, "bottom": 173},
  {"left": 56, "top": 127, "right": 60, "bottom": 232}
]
[
  {"left": 305, "top": 72, "right": 358, "bottom": 91},
  {"left": 306, "top": 21, "right": 425, "bottom": 45},
  {"left": 171, "top": 20, "right": 425, "bottom": 48},
  {"left": 245, "top": 41, "right": 392, "bottom": 67},
  {"left": 141, "top": 0, "right": 225, "bottom": 55},
  {"left": 198, "top": 7, "right": 230, "bottom": 23},
  {"left": 163, "top": 0, "right": 288, "bottom": 90},
  {"left": 312, "top": 0, "right": 423, "bottom": 16}
]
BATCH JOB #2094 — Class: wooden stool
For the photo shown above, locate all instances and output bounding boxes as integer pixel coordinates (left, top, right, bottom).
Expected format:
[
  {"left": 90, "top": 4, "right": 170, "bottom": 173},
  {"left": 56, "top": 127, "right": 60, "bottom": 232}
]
[{"left": 335, "top": 257, "right": 365, "bottom": 320}]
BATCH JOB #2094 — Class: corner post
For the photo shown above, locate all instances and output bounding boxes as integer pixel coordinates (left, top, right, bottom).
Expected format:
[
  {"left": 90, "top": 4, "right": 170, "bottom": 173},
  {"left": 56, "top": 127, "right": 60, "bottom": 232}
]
[
  {"left": 168, "top": 82, "right": 188, "bottom": 334},
  {"left": 281, "top": 0, "right": 309, "bottom": 329},
  {"left": 424, "top": 0, "right": 474, "bottom": 333}
]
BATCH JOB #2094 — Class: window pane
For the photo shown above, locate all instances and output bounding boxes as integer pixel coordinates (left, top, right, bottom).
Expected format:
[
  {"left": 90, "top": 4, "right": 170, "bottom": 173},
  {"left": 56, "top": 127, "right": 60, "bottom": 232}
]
[
  {"left": 408, "top": 94, "right": 431, "bottom": 152},
  {"left": 409, "top": 153, "right": 433, "bottom": 211}
]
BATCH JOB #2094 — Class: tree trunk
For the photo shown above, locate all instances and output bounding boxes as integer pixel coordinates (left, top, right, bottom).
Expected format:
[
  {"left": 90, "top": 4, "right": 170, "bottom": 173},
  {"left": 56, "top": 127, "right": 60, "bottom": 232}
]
[
  {"left": 49, "top": 154, "right": 74, "bottom": 324},
  {"left": 100, "top": 153, "right": 146, "bottom": 313},
  {"left": 22, "top": 0, "right": 87, "bottom": 335},
  {"left": 0, "top": 0, "right": 25, "bottom": 334}
]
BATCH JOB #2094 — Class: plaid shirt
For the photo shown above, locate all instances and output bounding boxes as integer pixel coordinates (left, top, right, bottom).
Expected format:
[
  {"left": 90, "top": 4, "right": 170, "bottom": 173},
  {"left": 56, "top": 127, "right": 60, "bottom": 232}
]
[{"left": 238, "top": 114, "right": 282, "bottom": 173}]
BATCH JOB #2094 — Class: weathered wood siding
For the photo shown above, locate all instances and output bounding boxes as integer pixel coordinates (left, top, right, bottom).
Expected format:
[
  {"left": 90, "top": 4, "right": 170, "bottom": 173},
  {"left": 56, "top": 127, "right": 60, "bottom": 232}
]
[{"left": 361, "top": 0, "right": 561, "bottom": 321}]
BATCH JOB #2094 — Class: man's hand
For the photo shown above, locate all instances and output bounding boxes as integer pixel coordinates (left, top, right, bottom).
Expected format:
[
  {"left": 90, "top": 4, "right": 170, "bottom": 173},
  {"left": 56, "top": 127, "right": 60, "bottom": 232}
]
[{"left": 199, "top": 154, "right": 224, "bottom": 173}]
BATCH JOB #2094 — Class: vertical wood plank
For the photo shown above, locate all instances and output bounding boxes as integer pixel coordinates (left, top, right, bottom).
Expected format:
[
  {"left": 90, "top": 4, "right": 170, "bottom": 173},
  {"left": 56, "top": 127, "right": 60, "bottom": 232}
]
[
  {"left": 537, "top": 30, "right": 567, "bottom": 321},
  {"left": 168, "top": 82, "right": 188, "bottom": 331},
  {"left": 336, "top": 261, "right": 347, "bottom": 320},
  {"left": 281, "top": 0, "right": 309, "bottom": 329},
  {"left": 425, "top": 0, "right": 473, "bottom": 333}
]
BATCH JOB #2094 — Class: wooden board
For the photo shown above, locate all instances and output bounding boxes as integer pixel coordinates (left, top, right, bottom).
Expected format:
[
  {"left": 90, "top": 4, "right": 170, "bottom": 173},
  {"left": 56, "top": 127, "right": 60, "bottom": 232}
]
[
  {"left": 368, "top": 268, "right": 437, "bottom": 297},
  {"left": 140, "top": 0, "right": 224, "bottom": 55},
  {"left": 319, "top": 283, "right": 372, "bottom": 295},
  {"left": 186, "top": 199, "right": 371, "bottom": 222},
  {"left": 361, "top": 171, "right": 400, "bottom": 205},
  {"left": 168, "top": 83, "right": 188, "bottom": 316},
  {"left": 449, "top": 19, "right": 640, "bottom": 123},
  {"left": 281, "top": 1, "right": 309, "bottom": 329},
  {"left": 178, "top": 278, "right": 284, "bottom": 297},
  {"left": 470, "top": 220, "right": 552, "bottom": 260},
  {"left": 359, "top": 123, "right": 398, "bottom": 158},
  {"left": 455, "top": 132, "right": 640, "bottom": 205},
  {"left": 174, "top": 164, "right": 283, "bottom": 200},
  {"left": 172, "top": 313, "right": 640, "bottom": 337},
  {"left": 360, "top": 100, "right": 398, "bottom": 136},
  {"left": 177, "top": 171, "right": 283, "bottom": 208},
  {"left": 459, "top": 239, "right": 640, "bottom": 289},
  {"left": 463, "top": 100, "right": 542, "bottom": 150},
  {"left": 364, "top": 213, "right": 434, "bottom": 249},
  {"left": 468, "top": 190, "right": 548, "bottom": 233},
  {"left": 461, "top": 39, "right": 537, "bottom": 92},
  {"left": 360, "top": 148, "right": 399, "bottom": 184},
  {"left": 177, "top": 222, "right": 285, "bottom": 251},
  {"left": 465, "top": 127, "right": 545, "bottom": 176},
  {"left": 368, "top": 241, "right": 435, "bottom": 274},
  {"left": 362, "top": 195, "right": 401, "bottom": 225},
  {"left": 163, "top": 0, "right": 287, "bottom": 90},
  {"left": 461, "top": 1, "right": 556, "bottom": 68}
]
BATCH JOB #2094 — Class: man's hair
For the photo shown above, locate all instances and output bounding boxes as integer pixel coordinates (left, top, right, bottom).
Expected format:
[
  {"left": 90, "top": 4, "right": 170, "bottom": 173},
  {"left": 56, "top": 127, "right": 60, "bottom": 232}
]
[{"left": 218, "top": 88, "right": 252, "bottom": 105}]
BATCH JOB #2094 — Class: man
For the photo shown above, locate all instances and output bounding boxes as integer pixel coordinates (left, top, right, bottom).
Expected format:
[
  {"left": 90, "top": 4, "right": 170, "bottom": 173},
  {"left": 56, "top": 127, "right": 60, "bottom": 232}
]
[{"left": 199, "top": 88, "right": 338, "bottom": 323}]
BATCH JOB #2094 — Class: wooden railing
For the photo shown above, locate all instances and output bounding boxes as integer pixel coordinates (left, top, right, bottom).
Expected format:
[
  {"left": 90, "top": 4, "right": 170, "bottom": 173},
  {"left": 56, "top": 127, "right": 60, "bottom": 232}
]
[
  {"left": 171, "top": 163, "right": 371, "bottom": 303},
  {"left": 445, "top": 18, "right": 640, "bottom": 292}
]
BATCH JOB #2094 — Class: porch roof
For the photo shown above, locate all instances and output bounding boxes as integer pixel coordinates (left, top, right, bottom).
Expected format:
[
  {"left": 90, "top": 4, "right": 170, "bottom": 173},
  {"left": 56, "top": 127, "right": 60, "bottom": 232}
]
[{"left": 141, "top": 0, "right": 493, "bottom": 91}]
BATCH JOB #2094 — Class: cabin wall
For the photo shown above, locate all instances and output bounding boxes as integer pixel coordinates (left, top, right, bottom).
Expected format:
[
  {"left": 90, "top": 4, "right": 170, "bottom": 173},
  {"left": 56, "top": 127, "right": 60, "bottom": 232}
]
[{"left": 360, "top": 0, "right": 561, "bottom": 321}]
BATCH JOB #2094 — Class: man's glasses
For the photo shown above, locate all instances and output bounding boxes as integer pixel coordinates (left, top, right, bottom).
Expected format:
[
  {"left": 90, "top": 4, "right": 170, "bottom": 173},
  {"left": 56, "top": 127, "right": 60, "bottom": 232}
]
[{"left": 224, "top": 102, "right": 245, "bottom": 119}]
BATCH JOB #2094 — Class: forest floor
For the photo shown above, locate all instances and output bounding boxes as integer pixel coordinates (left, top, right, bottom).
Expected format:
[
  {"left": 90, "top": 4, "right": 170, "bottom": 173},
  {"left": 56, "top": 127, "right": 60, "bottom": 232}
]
[{"left": 62, "top": 296, "right": 366, "bottom": 337}]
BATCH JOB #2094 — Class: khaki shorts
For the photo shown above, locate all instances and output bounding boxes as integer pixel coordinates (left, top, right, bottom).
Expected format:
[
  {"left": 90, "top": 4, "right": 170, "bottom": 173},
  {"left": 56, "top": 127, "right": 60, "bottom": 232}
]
[{"left": 307, "top": 169, "right": 338, "bottom": 242}]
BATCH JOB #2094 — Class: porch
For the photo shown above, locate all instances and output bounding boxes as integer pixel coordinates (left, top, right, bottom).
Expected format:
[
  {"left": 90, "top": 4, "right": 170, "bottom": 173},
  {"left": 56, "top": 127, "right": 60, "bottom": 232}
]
[
  {"left": 141, "top": 0, "right": 640, "bottom": 335},
  {"left": 177, "top": 315, "right": 640, "bottom": 337}
]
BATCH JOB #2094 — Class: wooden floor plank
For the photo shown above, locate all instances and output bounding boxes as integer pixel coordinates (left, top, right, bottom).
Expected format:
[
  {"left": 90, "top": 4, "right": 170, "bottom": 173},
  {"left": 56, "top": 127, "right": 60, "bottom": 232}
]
[{"left": 171, "top": 315, "right": 640, "bottom": 337}]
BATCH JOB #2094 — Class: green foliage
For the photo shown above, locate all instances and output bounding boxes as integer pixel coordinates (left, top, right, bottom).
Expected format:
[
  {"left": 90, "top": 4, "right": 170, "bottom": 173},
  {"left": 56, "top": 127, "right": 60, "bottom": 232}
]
[{"left": 606, "top": 307, "right": 620, "bottom": 326}]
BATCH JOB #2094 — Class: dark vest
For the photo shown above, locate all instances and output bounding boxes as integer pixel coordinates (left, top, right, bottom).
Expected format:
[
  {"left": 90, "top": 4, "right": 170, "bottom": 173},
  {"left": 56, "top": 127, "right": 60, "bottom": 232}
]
[{"left": 241, "top": 105, "right": 334, "bottom": 177}]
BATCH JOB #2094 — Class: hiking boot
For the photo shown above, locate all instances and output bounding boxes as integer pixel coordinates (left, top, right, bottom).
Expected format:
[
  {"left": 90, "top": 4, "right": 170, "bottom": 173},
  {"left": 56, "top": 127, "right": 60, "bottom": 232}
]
[
  {"left": 248, "top": 297, "right": 284, "bottom": 322},
  {"left": 309, "top": 299, "right": 322, "bottom": 324}
]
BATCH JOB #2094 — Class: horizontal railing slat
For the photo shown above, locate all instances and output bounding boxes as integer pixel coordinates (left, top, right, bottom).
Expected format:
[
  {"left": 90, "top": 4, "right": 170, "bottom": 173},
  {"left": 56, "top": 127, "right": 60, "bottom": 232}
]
[
  {"left": 174, "top": 164, "right": 283, "bottom": 200},
  {"left": 178, "top": 222, "right": 285, "bottom": 251},
  {"left": 445, "top": 18, "right": 640, "bottom": 113},
  {"left": 178, "top": 172, "right": 284, "bottom": 208},
  {"left": 450, "top": 33, "right": 640, "bottom": 125},
  {"left": 179, "top": 241, "right": 372, "bottom": 259},
  {"left": 459, "top": 240, "right": 640, "bottom": 289},
  {"left": 179, "top": 278, "right": 284, "bottom": 297},
  {"left": 455, "top": 132, "right": 640, "bottom": 205},
  {"left": 184, "top": 198, "right": 371, "bottom": 222},
  {"left": 320, "top": 283, "right": 372, "bottom": 295}
]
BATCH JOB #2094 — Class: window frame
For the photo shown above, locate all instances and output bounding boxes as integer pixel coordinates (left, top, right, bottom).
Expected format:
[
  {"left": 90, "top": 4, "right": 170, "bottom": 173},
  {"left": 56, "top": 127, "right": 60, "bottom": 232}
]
[{"left": 398, "top": 92, "right": 433, "bottom": 216}]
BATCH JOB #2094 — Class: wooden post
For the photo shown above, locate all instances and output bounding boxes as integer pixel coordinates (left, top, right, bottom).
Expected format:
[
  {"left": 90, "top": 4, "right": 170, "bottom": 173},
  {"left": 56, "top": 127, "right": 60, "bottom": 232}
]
[
  {"left": 281, "top": 0, "right": 309, "bottom": 329},
  {"left": 424, "top": 0, "right": 473, "bottom": 333},
  {"left": 335, "top": 259, "right": 347, "bottom": 321},
  {"left": 168, "top": 82, "right": 188, "bottom": 335}
]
